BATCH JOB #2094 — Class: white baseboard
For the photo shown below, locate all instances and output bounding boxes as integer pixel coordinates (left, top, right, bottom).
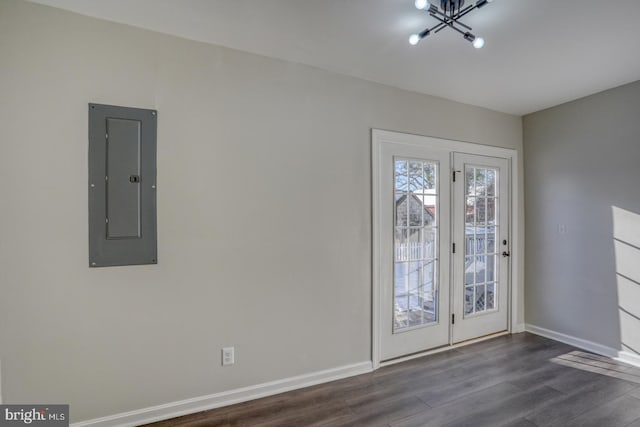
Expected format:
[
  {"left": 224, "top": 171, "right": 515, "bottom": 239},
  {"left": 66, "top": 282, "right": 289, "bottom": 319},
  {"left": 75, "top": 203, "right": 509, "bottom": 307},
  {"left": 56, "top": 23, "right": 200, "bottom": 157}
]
[
  {"left": 617, "top": 350, "right": 640, "bottom": 367},
  {"left": 71, "top": 361, "right": 373, "bottom": 427},
  {"left": 525, "top": 324, "right": 640, "bottom": 370},
  {"left": 525, "top": 324, "right": 619, "bottom": 358}
]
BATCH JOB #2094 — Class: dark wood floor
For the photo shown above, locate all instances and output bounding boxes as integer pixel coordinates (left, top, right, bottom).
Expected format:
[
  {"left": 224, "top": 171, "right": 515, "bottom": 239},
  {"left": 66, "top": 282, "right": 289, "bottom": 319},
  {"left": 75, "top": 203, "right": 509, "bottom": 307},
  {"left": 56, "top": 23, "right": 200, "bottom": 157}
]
[{"left": 145, "top": 333, "right": 640, "bottom": 427}]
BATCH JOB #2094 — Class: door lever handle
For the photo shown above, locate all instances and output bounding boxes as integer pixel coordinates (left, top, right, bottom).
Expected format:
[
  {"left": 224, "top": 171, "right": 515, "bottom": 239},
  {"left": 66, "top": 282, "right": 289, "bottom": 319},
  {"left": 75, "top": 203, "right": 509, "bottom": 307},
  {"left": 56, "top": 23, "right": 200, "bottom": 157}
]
[{"left": 502, "top": 251, "right": 510, "bottom": 258}]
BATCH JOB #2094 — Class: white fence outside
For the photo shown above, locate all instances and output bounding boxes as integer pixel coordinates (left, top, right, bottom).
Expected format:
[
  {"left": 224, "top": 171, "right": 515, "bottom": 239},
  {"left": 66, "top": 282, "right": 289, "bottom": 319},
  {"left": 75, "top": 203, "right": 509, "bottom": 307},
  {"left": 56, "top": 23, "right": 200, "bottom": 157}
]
[{"left": 395, "top": 241, "right": 435, "bottom": 261}]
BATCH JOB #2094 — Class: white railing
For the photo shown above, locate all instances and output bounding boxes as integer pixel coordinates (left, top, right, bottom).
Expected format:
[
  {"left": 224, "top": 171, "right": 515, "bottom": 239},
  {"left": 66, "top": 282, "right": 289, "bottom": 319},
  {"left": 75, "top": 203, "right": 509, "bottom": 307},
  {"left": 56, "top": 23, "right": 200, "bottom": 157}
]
[
  {"left": 396, "top": 236, "right": 494, "bottom": 261},
  {"left": 395, "top": 241, "right": 435, "bottom": 261}
]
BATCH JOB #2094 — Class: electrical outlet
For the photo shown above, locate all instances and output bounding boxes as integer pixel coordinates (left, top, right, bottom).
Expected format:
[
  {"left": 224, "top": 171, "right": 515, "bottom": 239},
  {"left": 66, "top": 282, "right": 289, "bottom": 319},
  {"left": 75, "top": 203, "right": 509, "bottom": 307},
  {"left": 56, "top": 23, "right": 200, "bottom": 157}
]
[{"left": 222, "top": 347, "right": 234, "bottom": 366}]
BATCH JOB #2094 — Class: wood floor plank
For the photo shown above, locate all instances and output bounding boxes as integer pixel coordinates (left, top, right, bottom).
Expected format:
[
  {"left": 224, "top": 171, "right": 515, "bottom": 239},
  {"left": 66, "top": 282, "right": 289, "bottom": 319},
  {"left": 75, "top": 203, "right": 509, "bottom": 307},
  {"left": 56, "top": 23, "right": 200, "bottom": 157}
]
[
  {"left": 439, "top": 385, "right": 565, "bottom": 427},
  {"left": 417, "top": 342, "right": 576, "bottom": 408},
  {"left": 344, "top": 395, "right": 429, "bottom": 427},
  {"left": 377, "top": 337, "right": 566, "bottom": 401},
  {"left": 244, "top": 399, "right": 353, "bottom": 427},
  {"left": 505, "top": 358, "right": 571, "bottom": 390},
  {"left": 391, "top": 382, "right": 524, "bottom": 427},
  {"left": 499, "top": 418, "right": 538, "bottom": 427},
  {"left": 524, "top": 376, "right": 639, "bottom": 427},
  {"left": 288, "top": 375, "right": 376, "bottom": 406},
  {"left": 542, "top": 365, "right": 603, "bottom": 394},
  {"left": 562, "top": 394, "right": 640, "bottom": 427}
]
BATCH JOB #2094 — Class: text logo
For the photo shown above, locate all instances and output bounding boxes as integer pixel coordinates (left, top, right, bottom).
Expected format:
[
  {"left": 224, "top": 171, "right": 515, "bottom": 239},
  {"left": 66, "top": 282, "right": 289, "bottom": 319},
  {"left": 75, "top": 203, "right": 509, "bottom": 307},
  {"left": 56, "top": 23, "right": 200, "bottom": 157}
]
[{"left": 0, "top": 405, "right": 68, "bottom": 426}]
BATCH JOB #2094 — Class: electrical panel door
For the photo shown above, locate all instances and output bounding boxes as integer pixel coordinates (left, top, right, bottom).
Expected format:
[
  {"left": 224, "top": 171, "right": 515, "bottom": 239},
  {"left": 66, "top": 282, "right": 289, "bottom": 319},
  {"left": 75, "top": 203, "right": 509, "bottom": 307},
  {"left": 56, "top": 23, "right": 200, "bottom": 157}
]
[{"left": 88, "top": 103, "right": 157, "bottom": 267}]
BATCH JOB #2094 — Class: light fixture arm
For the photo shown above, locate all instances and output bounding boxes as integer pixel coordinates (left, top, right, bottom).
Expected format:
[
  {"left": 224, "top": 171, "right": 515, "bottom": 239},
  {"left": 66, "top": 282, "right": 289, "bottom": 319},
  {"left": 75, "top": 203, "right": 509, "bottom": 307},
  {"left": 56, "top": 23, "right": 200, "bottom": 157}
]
[
  {"left": 429, "top": 11, "right": 473, "bottom": 32},
  {"left": 428, "top": 13, "right": 471, "bottom": 36}
]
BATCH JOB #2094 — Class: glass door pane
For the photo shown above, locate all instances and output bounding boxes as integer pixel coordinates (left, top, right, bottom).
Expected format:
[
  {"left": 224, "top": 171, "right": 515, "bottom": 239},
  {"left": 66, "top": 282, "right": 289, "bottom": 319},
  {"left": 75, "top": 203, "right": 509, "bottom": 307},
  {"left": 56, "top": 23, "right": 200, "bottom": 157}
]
[
  {"left": 394, "top": 159, "right": 438, "bottom": 331},
  {"left": 463, "top": 166, "right": 499, "bottom": 316}
]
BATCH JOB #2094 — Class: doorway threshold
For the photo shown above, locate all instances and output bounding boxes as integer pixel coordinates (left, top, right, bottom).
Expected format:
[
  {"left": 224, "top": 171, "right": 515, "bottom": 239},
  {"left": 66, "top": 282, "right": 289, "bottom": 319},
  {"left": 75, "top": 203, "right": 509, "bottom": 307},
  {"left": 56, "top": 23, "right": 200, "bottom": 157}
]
[{"left": 380, "top": 330, "right": 510, "bottom": 368}]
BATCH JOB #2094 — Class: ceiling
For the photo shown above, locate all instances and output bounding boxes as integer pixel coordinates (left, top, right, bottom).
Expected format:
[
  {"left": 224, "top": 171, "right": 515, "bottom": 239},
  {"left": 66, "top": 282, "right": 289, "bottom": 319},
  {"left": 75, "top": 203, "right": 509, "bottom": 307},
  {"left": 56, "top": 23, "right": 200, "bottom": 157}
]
[{"left": 28, "top": 0, "right": 640, "bottom": 115}]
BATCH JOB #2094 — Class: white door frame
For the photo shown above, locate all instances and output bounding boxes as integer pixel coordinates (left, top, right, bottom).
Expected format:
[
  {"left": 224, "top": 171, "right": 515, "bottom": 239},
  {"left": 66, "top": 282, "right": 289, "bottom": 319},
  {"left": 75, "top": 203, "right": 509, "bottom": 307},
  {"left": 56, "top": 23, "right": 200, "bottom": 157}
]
[{"left": 372, "top": 129, "right": 520, "bottom": 369}]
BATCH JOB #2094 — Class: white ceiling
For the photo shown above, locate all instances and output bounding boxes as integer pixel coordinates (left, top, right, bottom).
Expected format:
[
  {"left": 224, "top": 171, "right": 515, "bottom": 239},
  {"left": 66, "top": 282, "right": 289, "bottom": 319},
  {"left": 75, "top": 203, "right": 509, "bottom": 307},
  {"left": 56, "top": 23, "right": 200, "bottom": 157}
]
[{"left": 28, "top": 0, "right": 640, "bottom": 115}]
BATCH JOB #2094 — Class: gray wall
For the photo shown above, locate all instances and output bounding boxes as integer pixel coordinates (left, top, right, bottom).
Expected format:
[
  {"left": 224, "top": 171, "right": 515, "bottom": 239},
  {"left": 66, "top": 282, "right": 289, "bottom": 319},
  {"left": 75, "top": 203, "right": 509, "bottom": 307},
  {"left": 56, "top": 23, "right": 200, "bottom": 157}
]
[
  {"left": 0, "top": 0, "right": 522, "bottom": 422},
  {"left": 524, "top": 80, "right": 640, "bottom": 351}
]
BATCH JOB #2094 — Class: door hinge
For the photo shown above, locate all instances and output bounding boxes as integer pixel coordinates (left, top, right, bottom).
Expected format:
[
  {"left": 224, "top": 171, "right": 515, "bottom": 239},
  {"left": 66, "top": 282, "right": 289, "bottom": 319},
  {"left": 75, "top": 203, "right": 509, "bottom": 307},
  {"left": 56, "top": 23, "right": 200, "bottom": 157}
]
[
  {"left": 452, "top": 170, "right": 456, "bottom": 182},
  {"left": 452, "top": 313, "right": 455, "bottom": 324},
  {"left": 452, "top": 243, "right": 456, "bottom": 253}
]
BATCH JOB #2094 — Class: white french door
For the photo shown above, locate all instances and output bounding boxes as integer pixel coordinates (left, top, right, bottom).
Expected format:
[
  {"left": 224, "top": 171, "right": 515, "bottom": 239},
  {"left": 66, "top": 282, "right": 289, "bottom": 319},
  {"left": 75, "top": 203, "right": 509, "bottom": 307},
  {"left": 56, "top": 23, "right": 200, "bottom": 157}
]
[
  {"left": 373, "top": 131, "right": 513, "bottom": 362},
  {"left": 377, "top": 142, "right": 451, "bottom": 361},
  {"left": 452, "top": 153, "right": 510, "bottom": 343}
]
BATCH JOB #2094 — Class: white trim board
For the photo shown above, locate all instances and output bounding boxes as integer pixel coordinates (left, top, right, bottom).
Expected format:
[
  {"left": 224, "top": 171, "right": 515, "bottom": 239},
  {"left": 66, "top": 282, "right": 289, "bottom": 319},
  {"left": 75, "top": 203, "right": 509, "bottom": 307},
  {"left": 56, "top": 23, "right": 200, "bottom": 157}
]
[
  {"left": 619, "top": 351, "right": 640, "bottom": 367},
  {"left": 525, "top": 324, "right": 618, "bottom": 357},
  {"left": 71, "top": 361, "right": 372, "bottom": 427},
  {"left": 525, "top": 324, "right": 640, "bottom": 369},
  {"left": 512, "top": 323, "right": 526, "bottom": 334}
]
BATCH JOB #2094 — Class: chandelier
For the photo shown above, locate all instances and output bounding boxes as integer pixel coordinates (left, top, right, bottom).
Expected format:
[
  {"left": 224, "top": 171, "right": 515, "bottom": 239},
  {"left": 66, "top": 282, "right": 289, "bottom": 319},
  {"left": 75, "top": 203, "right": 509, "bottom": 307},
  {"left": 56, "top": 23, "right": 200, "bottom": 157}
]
[{"left": 409, "top": 0, "right": 494, "bottom": 49}]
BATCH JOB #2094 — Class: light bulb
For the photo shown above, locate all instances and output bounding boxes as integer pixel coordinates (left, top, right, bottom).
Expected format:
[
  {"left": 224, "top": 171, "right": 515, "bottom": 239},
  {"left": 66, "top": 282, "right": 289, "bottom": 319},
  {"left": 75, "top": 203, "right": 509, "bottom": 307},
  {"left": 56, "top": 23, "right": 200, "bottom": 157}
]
[
  {"left": 409, "top": 34, "right": 421, "bottom": 45},
  {"left": 472, "top": 37, "right": 485, "bottom": 49},
  {"left": 415, "top": 0, "right": 429, "bottom": 10}
]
